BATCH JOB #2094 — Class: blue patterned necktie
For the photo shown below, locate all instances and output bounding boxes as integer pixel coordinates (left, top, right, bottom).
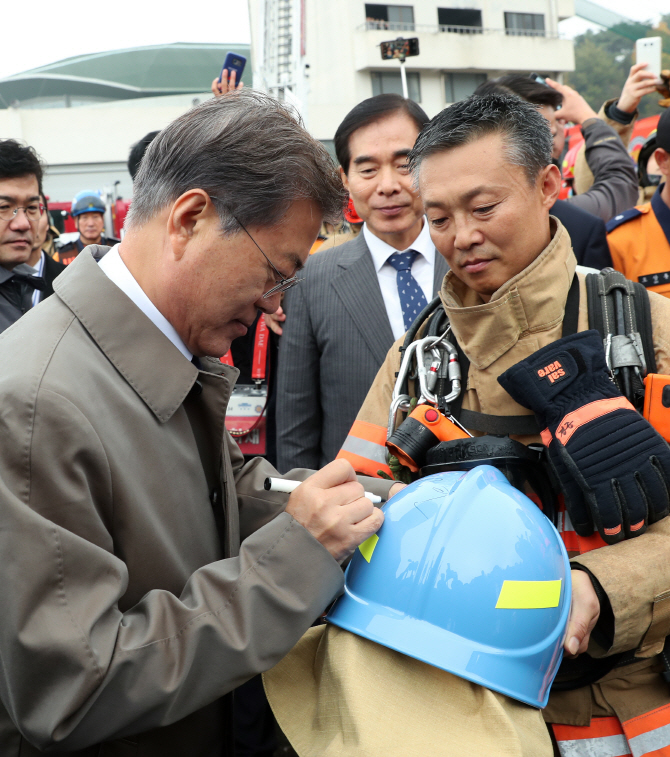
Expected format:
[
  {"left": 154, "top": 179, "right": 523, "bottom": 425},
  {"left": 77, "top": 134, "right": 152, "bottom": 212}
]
[{"left": 387, "top": 250, "right": 428, "bottom": 330}]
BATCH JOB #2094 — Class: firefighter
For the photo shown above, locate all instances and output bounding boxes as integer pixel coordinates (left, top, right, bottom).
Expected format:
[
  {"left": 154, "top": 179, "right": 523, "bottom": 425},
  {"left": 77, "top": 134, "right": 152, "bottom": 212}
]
[
  {"left": 54, "top": 191, "right": 120, "bottom": 265},
  {"left": 607, "top": 107, "right": 670, "bottom": 298},
  {"left": 338, "top": 94, "right": 670, "bottom": 755}
]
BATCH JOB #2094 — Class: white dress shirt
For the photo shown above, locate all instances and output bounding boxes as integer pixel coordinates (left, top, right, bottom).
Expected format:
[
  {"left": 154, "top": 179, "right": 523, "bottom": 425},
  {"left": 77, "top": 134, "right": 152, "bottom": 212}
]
[
  {"left": 363, "top": 219, "right": 436, "bottom": 340},
  {"left": 98, "top": 245, "right": 193, "bottom": 361}
]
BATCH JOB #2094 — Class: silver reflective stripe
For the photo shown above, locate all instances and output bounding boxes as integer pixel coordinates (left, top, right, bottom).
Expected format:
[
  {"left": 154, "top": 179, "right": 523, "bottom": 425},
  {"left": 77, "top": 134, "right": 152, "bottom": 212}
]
[
  {"left": 629, "top": 722, "right": 670, "bottom": 757},
  {"left": 340, "top": 435, "right": 387, "bottom": 465},
  {"left": 557, "top": 734, "right": 631, "bottom": 757}
]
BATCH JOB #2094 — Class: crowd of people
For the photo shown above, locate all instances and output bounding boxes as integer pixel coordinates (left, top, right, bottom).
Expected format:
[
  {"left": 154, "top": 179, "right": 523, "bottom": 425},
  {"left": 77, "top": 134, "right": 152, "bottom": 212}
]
[{"left": 0, "top": 59, "right": 670, "bottom": 757}]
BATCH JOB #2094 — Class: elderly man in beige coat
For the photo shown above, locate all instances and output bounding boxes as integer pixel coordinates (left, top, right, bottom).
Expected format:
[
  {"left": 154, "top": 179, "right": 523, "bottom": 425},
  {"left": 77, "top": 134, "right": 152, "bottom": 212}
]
[{"left": 0, "top": 92, "right": 399, "bottom": 756}]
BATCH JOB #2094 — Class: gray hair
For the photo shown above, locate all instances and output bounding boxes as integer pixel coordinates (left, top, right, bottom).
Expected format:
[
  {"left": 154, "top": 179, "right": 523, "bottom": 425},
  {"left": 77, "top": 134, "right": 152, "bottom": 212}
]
[
  {"left": 408, "top": 93, "right": 553, "bottom": 185},
  {"left": 127, "top": 90, "right": 345, "bottom": 232}
]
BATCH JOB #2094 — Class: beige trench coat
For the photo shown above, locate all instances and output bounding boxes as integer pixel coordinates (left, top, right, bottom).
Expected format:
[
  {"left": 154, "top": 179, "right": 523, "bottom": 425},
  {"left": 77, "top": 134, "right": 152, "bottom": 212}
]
[
  {"left": 350, "top": 221, "right": 670, "bottom": 727},
  {"left": 0, "top": 249, "right": 392, "bottom": 756}
]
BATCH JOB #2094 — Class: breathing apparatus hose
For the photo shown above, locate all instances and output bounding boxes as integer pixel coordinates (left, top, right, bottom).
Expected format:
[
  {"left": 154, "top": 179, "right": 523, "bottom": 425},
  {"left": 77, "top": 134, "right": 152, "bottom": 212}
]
[{"left": 426, "top": 306, "right": 449, "bottom": 338}]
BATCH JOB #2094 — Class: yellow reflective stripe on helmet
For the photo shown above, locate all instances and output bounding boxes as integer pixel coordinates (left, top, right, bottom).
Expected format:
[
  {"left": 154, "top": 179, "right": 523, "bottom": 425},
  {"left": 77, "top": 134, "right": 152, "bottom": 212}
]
[
  {"left": 496, "top": 580, "right": 562, "bottom": 609},
  {"left": 358, "top": 534, "right": 379, "bottom": 563}
]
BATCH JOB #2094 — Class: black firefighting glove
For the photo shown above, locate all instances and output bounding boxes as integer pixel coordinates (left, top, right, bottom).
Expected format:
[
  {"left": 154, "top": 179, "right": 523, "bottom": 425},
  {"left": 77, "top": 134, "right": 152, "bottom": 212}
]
[{"left": 497, "top": 330, "right": 670, "bottom": 544}]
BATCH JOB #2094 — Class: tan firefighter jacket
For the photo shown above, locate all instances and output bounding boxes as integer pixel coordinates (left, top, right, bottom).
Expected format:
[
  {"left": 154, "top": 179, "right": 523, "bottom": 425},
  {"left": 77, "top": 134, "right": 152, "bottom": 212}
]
[{"left": 338, "top": 219, "right": 670, "bottom": 731}]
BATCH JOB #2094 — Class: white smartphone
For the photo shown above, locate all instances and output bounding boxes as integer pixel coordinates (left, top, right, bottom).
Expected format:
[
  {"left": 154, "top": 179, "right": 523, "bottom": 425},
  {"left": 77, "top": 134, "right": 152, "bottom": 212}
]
[{"left": 636, "top": 37, "right": 662, "bottom": 80}]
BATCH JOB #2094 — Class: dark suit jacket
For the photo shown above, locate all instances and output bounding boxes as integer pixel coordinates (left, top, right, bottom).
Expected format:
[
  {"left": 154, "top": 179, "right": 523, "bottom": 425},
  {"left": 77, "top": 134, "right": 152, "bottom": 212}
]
[
  {"left": 42, "top": 252, "right": 67, "bottom": 300},
  {"left": 276, "top": 232, "right": 449, "bottom": 472},
  {"left": 551, "top": 201, "right": 612, "bottom": 270}
]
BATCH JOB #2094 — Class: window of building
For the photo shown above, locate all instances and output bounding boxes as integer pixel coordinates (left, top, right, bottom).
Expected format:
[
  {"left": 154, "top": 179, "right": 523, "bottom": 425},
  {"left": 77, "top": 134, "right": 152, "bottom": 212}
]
[
  {"left": 320, "top": 139, "right": 337, "bottom": 162},
  {"left": 371, "top": 71, "right": 421, "bottom": 102},
  {"left": 437, "top": 8, "right": 483, "bottom": 33},
  {"left": 444, "top": 72, "right": 487, "bottom": 103},
  {"left": 365, "top": 4, "right": 415, "bottom": 30},
  {"left": 504, "top": 12, "right": 545, "bottom": 36}
]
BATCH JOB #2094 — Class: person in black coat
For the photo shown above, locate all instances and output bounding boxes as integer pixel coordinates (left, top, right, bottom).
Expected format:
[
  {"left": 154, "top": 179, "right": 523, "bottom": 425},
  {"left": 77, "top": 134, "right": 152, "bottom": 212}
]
[{"left": 551, "top": 199, "right": 612, "bottom": 270}]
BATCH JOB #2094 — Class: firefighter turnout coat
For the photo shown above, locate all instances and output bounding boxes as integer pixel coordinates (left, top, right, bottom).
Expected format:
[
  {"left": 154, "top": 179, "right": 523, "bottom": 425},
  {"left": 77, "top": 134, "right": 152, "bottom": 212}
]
[{"left": 338, "top": 219, "right": 670, "bottom": 757}]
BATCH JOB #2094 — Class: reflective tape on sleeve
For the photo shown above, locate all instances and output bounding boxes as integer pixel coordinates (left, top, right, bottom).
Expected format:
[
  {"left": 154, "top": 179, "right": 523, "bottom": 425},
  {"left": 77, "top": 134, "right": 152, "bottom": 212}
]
[
  {"left": 336, "top": 421, "right": 392, "bottom": 478},
  {"left": 340, "top": 435, "right": 388, "bottom": 465}
]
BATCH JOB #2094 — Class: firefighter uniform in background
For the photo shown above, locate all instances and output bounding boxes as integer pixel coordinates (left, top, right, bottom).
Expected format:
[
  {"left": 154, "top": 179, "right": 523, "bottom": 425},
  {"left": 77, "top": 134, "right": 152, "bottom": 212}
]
[
  {"left": 338, "top": 220, "right": 670, "bottom": 755},
  {"left": 54, "top": 192, "right": 120, "bottom": 266},
  {"left": 607, "top": 187, "right": 670, "bottom": 299},
  {"left": 608, "top": 109, "right": 670, "bottom": 299}
]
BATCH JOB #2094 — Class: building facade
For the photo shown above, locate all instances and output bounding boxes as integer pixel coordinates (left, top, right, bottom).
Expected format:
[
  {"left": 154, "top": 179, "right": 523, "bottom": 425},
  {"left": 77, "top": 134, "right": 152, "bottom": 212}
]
[
  {"left": 0, "top": 43, "right": 251, "bottom": 205},
  {"left": 249, "top": 0, "right": 575, "bottom": 143}
]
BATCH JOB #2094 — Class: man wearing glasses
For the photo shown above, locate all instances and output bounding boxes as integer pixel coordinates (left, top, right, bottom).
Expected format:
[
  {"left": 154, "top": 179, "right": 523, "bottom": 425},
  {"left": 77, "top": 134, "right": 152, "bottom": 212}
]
[
  {"left": 0, "top": 139, "right": 48, "bottom": 333},
  {"left": 0, "top": 92, "right": 401, "bottom": 755}
]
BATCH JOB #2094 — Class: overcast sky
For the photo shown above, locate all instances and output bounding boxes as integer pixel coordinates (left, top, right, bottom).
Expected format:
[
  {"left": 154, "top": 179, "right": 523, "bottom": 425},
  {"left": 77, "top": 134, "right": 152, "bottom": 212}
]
[{"left": 0, "top": 0, "right": 666, "bottom": 80}]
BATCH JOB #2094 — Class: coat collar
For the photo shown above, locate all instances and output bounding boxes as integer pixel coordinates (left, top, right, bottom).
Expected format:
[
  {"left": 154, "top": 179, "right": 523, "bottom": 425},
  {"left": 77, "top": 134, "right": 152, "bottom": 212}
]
[
  {"left": 441, "top": 218, "right": 576, "bottom": 370},
  {"left": 53, "top": 248, "right": 237, "bottom": 423}
]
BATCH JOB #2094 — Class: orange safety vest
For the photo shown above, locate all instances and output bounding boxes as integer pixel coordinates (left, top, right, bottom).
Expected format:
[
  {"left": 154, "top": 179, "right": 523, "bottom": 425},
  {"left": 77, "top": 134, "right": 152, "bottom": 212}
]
[{"left": 607, "top": 190, "right": 670, "bottom": 299}]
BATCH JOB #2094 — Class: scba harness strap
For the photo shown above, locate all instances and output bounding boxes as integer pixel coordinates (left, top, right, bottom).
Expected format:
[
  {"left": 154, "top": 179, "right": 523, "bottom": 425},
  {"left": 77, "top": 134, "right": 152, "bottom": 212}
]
[
  {"left": 446, "top": 270, "right": 656, "bottom": 431},
  {"left": 586, "top": 268, "right": 657, "bottom": 409}
]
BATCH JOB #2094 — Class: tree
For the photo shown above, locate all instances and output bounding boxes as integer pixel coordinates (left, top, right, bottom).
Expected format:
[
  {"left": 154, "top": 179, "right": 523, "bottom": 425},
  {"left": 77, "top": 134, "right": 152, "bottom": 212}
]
[{"left": 566, "top": 16, "right": 670, "bottom": 119}]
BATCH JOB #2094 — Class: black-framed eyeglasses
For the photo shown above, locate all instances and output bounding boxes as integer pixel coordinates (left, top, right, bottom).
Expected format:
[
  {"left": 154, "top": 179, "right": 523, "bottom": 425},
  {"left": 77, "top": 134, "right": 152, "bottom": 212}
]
[
  {"left": 0, "top": 202, "right": 45, "bottom": 223},
  {"left": 232, "top": 215, "right": 301, "bottom": 299}
]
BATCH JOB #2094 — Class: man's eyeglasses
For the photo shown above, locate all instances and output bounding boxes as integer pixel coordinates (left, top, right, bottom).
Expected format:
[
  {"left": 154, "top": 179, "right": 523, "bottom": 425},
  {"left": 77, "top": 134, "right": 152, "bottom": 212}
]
[
  {"left": 0, "top": 203, "right": 45, "bottom": 223},
  {"left": 232, "top": 215, "right": 301, "bottom": 299}
]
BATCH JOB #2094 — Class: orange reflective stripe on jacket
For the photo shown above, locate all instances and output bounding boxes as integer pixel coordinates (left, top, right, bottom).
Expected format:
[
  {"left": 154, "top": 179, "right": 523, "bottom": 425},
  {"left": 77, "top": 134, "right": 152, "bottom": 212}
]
[
  {"left": 553, "top": 704, "right": 670, "bottom": 756},
  {"left": 624, "top": 702, "right": 670, "bottom": 756},
  {"left": 554, "top": 717, "right": 631, "bottom": 756},
  {"left": 337, "top": 420, "right": 392, "bottom": 478}
]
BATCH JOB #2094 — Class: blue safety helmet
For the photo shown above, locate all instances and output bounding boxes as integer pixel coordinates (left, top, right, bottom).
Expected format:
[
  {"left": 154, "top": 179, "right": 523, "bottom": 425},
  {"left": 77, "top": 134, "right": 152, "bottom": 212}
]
[
  {"left": 71, "top": 191, "right": 105, "bottom": 217},
  {"left": 327, "top": 466, "right": 571, "bottom": 708}
]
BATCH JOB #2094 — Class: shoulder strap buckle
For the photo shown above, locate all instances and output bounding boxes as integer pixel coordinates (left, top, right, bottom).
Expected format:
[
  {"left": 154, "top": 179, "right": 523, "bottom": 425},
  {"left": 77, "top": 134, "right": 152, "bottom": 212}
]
[
  {"left": 587, "top": 268, "right": 656, "bottom": 409},
  {"left": 605, "top": 332, "right": 646, "bottom": 375}
]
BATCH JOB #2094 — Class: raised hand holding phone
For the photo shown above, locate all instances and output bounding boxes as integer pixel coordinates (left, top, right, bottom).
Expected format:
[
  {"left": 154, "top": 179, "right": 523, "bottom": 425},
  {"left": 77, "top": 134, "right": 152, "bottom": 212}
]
[
  {"left": 211, "top": 52, "right": 246, "bottom": 97},
  {"left": 636, "top": 37, "right": 662, "bottom": 82}
]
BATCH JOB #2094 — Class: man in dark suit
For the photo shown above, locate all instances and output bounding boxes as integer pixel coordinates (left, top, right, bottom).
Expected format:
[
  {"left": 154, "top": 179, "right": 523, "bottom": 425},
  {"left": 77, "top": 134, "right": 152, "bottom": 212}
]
[
  {"left": 551, "top": 199, "right": 612, "bottom": 270},
  {"left": 277, "top": 95, "right": 449, "bottom": 472},
  {"left": 0, "top": 140, "right": 56, "bottom": 334}
]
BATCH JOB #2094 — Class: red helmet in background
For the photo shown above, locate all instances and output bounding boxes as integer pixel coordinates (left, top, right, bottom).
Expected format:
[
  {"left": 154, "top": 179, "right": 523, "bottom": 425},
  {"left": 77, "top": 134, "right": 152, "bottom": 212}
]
[{"left": 344, "top": 196, "right": 363, "bottom": 224}]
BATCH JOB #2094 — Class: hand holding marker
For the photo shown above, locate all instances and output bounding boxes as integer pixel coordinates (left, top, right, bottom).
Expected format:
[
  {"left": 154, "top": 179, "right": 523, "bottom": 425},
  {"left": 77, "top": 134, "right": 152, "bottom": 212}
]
[{"left": 264, "top": 477, "right": 382, "bottom": 504}]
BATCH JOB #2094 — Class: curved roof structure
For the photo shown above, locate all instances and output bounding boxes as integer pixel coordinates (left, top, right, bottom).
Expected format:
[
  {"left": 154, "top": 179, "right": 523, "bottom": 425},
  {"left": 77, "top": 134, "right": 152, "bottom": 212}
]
[{"left": 0, "top": 42, "right": 251, "bottom": 109}]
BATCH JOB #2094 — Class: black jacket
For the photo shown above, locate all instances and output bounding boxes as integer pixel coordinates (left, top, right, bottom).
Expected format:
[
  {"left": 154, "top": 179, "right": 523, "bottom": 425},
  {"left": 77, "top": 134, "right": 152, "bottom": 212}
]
[
  {"left": 551, "top": 200, "right": 613, "bottom": 270},
  {"left": 0, "top": 255, "right": 67, "bottom": 334},
  {"left": 0, "top": 264, "right": 38, "bottom": 334},
  {"left": 42, "top": 252, "right": 67, "bottom": 299}
]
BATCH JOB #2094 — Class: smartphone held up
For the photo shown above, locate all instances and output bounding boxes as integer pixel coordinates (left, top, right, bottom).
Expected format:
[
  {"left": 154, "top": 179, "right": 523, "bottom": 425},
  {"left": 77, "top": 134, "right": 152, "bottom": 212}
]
[
  {"left": 220, "top": 52, "right": 247, "bottom": 87},
  {"left": 635, "top": 37, "right": 662, "bottom": 82}
]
